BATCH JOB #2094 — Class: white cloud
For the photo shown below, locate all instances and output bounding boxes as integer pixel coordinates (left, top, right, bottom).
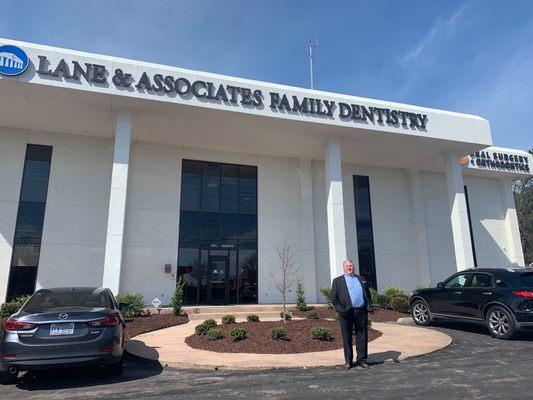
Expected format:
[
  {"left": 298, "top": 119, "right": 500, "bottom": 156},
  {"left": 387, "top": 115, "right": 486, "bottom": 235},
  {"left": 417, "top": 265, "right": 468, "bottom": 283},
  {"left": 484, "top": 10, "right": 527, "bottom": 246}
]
[{"left": 403, "top": 4, "right": 467, "bottom": 64}]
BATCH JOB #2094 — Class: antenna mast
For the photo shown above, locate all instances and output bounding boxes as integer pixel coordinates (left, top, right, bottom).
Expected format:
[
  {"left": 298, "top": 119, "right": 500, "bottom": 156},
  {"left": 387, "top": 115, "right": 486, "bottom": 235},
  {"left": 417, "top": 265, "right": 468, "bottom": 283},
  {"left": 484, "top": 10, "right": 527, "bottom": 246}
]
[{"left": 308, "top": 36, "right": 318, "bottom": 90}]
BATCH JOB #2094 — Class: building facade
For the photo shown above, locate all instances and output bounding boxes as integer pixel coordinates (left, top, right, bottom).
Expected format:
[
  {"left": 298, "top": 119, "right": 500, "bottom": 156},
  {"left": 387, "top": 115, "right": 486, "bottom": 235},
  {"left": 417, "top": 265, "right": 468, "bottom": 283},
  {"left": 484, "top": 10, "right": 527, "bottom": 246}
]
[{"left": 0, "top": 38, "right": 530, "bottom": 305}]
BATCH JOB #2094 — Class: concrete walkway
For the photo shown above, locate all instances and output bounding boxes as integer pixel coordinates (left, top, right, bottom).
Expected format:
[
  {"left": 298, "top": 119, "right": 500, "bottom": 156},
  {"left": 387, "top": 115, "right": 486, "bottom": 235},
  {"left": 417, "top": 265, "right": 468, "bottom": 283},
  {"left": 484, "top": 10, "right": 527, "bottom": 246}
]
[{"left": 126, "top": 318, "right": 452, "bottom": 370}]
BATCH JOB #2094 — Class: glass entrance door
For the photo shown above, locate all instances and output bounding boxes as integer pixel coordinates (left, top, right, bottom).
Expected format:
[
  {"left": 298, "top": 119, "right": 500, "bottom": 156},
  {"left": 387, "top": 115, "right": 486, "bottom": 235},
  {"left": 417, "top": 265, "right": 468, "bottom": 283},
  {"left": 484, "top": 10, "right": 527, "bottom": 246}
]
[{"left": 208, "top": 256, "right": 229, "bottom": 304}]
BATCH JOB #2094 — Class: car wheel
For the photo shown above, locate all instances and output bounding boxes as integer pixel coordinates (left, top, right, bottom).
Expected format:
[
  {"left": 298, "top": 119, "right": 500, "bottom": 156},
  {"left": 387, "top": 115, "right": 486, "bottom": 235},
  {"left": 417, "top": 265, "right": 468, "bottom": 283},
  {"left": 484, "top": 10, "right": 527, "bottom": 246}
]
[
  {"left": 0, "top": 370, "right": 18, "bottom": 385},
  {"left": 107, "top": 358, "right": 123, "bottom": 376},
  {"left": 486, "top": 306, "right": 516, "bottom": 340},
  {"left": 411, "top": 299, "right": 431, "bottom": 326}
]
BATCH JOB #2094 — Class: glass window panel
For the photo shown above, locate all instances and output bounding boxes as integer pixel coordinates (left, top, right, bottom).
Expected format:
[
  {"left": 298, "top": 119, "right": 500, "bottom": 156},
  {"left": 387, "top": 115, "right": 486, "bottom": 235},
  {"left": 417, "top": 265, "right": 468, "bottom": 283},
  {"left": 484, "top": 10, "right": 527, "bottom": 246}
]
[
  {"left": 181, "top": 172, "right": 201, "bottom": 211},
  {"left": 221, "top": 165, "right": 238, "bottom": 213},
  {"left": 238, "top": 250, "right": 257, "bottom": 304},
  {"left": 6, "top": 266, "right": 38, "bottom": 301},
  {"left": 178, "top": 211, "right": 200, "bottom": 245},
  {"left": 200, "top": 212, "right": 219, "bottom": 246},
  {"left": 26, "top": 144, "right": 52, "bottom": 162},
  {"left": 202, "top": 163, "right": 220, "bottom": 212},
  {"left": 239, "top": 214, "right": 257, "bottom": 249},
  {"left": 14, "top": 202, "right": 46, "bottom": 243},
  {"left": 239, "top": 166, "right": 257, "bottom": 214},
  {"left": 20, "top": 160, "right": 51, "bottom": 203},
  {"left": 353, "top": 175, "right": 376, "bottom": 290},
  {"left": 11, "top": 244, "right": 40, "bottom": 267},
  {"left": 177, "top": 248, "right": 199, "bottom": 304},
  {"left": 220, "top": 214, "right": 238, "bottom": 243},
  {"left": 199, "top": 249, "right": 209, "bottom": 303},
  {"left": 444, "top": 274, "right": 470, "bottom": 289},
  {"left": 229, "top": 250, "right": 237, "bottom": 304}
]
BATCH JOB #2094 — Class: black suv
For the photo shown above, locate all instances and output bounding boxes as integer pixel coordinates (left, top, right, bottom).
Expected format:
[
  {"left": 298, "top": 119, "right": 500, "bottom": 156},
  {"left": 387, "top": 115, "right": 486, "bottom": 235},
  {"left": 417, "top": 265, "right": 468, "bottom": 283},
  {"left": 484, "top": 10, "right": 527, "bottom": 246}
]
[{"left": 409, "top": 268, "right": 533, "bottom": 339}]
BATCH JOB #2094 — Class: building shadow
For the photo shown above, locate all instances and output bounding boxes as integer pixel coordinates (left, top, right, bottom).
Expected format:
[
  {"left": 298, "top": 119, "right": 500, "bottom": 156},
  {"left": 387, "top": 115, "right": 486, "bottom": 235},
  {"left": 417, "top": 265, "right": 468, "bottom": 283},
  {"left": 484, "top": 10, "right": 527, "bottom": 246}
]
[{"left": 13, "top": 352, "right": 163, "bottom": 391}]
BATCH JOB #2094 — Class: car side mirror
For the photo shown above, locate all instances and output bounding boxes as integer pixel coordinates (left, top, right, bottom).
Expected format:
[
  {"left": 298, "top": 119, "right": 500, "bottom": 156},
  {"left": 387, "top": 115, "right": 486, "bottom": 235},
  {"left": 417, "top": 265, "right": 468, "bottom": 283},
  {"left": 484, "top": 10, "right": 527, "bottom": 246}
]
[
  {"left": 437, "top": 282, "right": 444, "bottom": 289},
  {"left": 119, "top": 302, "right": 129, "bottom": 311}
]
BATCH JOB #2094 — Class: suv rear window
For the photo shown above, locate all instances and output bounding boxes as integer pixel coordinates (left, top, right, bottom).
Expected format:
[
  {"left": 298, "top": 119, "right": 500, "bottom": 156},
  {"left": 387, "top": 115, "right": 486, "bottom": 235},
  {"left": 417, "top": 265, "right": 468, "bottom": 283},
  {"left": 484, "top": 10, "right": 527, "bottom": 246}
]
[
  {"left": 520, "top": 272, "right": 533, "bottom": 288},
  {"left": 23, "top": 290, "right": 112, "bottom": 312}
]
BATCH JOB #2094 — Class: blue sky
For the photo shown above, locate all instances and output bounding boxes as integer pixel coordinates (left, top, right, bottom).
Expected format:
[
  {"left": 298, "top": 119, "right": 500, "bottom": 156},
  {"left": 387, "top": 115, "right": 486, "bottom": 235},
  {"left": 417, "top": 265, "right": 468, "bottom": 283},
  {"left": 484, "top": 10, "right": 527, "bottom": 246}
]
[{"left": 0, "top": 0, "right": 531, "bottom": 150}]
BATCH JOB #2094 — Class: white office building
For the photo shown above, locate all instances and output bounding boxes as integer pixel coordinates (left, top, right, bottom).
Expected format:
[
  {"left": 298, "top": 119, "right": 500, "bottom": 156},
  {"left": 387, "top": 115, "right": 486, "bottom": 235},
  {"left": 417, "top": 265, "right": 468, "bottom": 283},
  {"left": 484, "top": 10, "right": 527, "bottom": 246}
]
[{"left": 0, "top": 38, "right": 530, "bottom": 305}]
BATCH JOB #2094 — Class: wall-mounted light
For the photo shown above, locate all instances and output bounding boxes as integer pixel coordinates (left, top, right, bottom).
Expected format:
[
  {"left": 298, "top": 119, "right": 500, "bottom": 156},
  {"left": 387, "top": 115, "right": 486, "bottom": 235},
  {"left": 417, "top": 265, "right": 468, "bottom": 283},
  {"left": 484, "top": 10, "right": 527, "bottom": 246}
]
[{"left": 164, "top": 264, "right": 172, "bottom": 273}]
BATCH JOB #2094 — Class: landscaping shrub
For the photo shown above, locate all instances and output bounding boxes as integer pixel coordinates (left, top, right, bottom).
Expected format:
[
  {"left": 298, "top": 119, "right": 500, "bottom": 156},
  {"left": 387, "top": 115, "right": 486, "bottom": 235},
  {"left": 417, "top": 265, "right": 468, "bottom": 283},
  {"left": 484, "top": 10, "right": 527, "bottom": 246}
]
[
  {"left": 311, "top": 326, "right": 332, "bottom": 341},
  {"left": 295, "top": 282, "right": 308, "bottom": 311},
  {"left": 306, "top": 311, "right": 319, "bottom": 320},
  {"left": 280, "top": 311, "right": 292, "bottom": 321},
  {"left": 320, "top": 287, "right": 333, "bottom": 309},
  {"left": 0, "top": 295, "right": 30, "bottom": 318},
  {"left": 383, "top": 287, "right": 406, "bottom": 300},
  {"left": 196, "top": 319, "right": 218, "bottom": 336},
  {"left": 369, "top": 288, "right": 378, "bottom": 306},
  {"left": 204, "top": 319, "right": 217, "bottom": 329},
  {"left": 246, "top": 314, "right": 260, "bottom": 322},
  {"left": 229, "top": 327, "right": 247, "bottom": 341},
  {"left": 195, "top": 322, "right": 209, "bottom": 336},
  {"left": 376, "top": 294, "right": 391, "bottom": 308},
  {"left": 115, "top": 293, "right": 145, "bottom": 318},
  {"left": 171, "top": 276, "right": 185, "bottom": 315},
  {"left": 390, "top": 296, "right": 410, "bottom": 313},
  {"left": 268, "top": 326, "right": 288, "bottom": 341},
  {"left": 206, "top": 328, "right": 223, "bottom": 341},
  {"left": 222, "top": 314, "right": 236, "bottom": 324}
]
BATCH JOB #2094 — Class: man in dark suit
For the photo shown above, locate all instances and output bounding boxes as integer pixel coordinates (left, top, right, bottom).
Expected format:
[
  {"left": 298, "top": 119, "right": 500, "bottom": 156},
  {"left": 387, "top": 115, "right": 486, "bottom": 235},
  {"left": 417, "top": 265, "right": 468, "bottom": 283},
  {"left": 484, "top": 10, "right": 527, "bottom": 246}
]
[{"left": 332, "top": 259, "right": 374, "bottom": 369}]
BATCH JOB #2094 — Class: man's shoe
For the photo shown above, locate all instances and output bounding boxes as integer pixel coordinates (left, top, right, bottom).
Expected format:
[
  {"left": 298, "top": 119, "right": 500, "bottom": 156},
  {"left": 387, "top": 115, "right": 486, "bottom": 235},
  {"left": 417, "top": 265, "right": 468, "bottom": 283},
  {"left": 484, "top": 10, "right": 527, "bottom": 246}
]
[
  {"left": 344, "top": 362, "right": 353, "bottom": 370},
  {"left": 357, "top": 362, "right": 370, "bottom": 369}
]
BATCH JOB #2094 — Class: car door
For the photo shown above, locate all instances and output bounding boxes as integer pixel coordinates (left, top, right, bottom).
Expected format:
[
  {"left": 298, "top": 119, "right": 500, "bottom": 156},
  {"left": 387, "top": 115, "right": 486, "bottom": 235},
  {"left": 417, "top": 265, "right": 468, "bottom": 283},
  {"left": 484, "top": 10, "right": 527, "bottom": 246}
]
[
  {"left": 463, "top": 273, "right": 498, "bottom": 319},
  {"left": 429, "top": 273, "right": 472, "bottom": 317}
]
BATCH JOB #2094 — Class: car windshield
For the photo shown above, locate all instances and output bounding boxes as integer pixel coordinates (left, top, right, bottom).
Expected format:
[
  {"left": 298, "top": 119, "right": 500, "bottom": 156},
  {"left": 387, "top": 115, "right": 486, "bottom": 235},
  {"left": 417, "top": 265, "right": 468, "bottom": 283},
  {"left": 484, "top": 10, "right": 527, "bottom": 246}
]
[
  {"left": 23, "top": 290, "right": 111, "bottom": 312},
  {"left": 520, "top": 272, "right": 533, "bottom": 288}
]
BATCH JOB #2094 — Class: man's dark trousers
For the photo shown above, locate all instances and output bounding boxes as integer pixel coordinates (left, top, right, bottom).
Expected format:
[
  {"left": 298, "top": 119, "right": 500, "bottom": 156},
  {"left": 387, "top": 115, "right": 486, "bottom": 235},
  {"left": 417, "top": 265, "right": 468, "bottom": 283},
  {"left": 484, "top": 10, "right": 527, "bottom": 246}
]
[{"left": 339, "top": 307, "right": 368, "bottom": 365}]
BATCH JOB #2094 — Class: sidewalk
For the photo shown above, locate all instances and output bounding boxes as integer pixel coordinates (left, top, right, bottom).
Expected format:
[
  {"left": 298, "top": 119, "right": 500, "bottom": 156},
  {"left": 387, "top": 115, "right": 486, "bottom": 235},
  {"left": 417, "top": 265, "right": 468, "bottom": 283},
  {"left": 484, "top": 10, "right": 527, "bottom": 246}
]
[{"left": 125, "top": 318, "right": 452, "bottom": 370}]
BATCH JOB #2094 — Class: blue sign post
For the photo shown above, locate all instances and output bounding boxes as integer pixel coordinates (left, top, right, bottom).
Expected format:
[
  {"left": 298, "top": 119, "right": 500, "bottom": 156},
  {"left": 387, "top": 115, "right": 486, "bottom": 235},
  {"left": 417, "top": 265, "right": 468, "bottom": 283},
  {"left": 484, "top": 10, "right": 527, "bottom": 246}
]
[{"left": 0, "top": 45, "right": 29, "bottom": 76}]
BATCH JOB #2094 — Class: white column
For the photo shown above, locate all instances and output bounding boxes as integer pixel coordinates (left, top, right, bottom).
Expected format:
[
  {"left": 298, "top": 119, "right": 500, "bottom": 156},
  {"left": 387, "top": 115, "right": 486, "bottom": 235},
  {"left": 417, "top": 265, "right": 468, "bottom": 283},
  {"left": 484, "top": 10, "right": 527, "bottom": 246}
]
[
  {"left": 299, "top": 158, "right": 318, "bottom": 303},
  {"left": 444, "top": 152, "right": 475, "bottom": 271},
  {"left": 500, "top": 179, "right": 526, "bottom": 266},
  {"left": 325, "top": 138, "right": 347, "bottom": 281},
  {"left": 408, "top": 169, "right": 432, "bottom": 285},
  {"left": 102, "top": 112, "right": 132, "bottom": 294}
]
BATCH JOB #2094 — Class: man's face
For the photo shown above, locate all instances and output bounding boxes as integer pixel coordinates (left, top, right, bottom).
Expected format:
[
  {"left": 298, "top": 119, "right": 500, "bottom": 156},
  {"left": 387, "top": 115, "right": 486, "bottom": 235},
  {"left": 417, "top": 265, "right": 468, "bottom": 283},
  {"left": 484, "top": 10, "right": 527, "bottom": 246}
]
[{"left": 343, "top": 261, "right": 355, "bottom": 275}]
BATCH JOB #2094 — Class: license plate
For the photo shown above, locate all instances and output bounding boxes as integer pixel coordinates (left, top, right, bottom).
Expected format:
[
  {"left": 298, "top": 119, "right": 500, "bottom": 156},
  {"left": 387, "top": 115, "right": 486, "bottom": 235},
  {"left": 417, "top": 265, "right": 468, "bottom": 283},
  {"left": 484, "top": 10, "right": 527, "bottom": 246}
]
[{"left": 50, "top": 323, "right": 75, "bottom": 336}]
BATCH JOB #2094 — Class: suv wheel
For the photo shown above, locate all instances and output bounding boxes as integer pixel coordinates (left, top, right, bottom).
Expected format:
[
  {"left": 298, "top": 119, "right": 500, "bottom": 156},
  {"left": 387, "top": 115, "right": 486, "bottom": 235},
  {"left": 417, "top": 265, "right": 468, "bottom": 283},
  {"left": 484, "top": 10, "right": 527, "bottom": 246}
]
[
  {"left": 411, "top": 299, "right": 431, "bottom": 326},
  {"left": 486, "top": 306, "right": 516, "bottom": 340}
]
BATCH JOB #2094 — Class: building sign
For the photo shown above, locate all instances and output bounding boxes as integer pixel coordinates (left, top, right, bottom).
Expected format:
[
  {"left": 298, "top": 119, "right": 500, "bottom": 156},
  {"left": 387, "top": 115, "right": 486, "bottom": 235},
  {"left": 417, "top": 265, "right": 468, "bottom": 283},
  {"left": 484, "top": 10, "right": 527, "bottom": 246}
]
[
  {"left": 32, "top": 54, "right": 429, "bottom": 131},
  {"left": 0, "top": 45, "right": 29, "bottom": 76},
  {"left": 462, "top": 150, "right": 530, "bottom": 173}
]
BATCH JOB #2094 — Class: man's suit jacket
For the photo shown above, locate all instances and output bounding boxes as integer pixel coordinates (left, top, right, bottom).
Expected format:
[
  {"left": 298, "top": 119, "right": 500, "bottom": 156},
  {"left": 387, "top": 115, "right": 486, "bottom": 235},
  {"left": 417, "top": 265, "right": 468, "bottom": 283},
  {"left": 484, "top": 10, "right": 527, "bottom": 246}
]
[{"left": 331, "top": 274, "right": 374, "bottom": 315}]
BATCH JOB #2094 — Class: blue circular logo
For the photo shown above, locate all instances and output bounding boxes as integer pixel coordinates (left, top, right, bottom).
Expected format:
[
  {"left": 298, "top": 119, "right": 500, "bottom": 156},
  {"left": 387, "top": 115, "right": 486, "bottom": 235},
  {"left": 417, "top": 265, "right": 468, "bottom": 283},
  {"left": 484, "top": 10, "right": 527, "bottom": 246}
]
[{"left": 0, "top": 45, "right": 29, "bottom": 76}]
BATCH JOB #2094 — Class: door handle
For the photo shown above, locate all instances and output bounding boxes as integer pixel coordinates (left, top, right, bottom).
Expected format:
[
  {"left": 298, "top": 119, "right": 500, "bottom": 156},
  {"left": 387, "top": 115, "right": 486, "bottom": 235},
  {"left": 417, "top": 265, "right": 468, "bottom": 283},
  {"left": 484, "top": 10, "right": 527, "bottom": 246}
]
[
  {"left": 453, "top": 291, "right": 462, "bottom": 294},
  {"left": 482, "top": 292, "right": 492, "bottom": 295}
]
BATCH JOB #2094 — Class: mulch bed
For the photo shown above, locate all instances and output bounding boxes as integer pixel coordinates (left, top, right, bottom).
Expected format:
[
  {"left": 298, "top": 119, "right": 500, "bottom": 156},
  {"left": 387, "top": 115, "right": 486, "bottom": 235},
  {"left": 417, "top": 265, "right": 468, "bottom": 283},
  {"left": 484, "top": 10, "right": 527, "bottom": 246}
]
[
  {"left": 291, "top": 306, "right": 409, "bottom": 322},
  {"left": 125, "top": 314, "right": 189, "bottom": 340},
  {"left": 185, "top": 319, "right": 382, "bottom": 354}
]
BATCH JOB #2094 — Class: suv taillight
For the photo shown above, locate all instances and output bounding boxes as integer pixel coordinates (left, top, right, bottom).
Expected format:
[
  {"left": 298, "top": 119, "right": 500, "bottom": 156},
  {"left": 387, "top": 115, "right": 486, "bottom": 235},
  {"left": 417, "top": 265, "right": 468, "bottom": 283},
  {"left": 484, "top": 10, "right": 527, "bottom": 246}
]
[
  {"left": 512, "top": 291, "right": 533, "bottom": 299},
  {"left": 4, "top": 319, "right": 37, "bottom": 331},
  {"left": 87, "top": 316, "right": 119, "bottom": 328}
]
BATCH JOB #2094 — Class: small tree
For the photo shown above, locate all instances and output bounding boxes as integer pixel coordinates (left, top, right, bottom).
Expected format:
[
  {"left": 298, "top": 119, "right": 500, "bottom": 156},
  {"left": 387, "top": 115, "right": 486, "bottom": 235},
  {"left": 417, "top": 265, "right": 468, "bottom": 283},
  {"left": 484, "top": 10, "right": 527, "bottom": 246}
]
[
  {"left": 295, "top": 282, "right": 308, "bottom": 311},
  {"left": 270, "top": 241, "right": 300, "bottom": 324},
  {"left": 171, "top": 276, "right": 185, "bottom": 315}
]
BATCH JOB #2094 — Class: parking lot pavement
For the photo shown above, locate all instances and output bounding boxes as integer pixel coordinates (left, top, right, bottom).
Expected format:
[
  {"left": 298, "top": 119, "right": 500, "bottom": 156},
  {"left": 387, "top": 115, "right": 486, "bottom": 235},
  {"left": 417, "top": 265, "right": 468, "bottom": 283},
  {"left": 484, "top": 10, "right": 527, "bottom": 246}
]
[{"left": 2, "top": 322, "right": 533, "bottom": 400}]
